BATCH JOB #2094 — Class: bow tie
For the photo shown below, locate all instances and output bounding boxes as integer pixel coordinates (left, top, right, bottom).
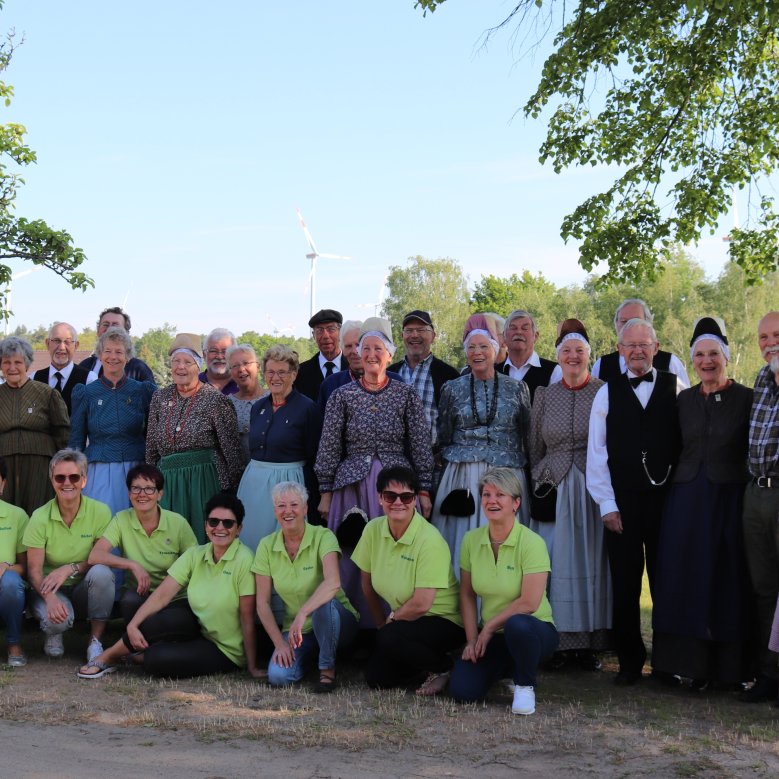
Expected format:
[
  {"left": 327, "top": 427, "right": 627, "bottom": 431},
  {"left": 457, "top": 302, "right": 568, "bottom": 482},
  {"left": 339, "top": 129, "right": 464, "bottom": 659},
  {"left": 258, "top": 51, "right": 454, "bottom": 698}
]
[{"left": 629, "top": 372, "right": 654, "bottom": 388}]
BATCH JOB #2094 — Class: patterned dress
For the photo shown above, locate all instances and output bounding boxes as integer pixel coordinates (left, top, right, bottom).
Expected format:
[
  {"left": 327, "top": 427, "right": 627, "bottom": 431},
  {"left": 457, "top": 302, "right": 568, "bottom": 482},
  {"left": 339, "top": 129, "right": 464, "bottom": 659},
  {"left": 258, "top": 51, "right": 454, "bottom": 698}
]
[
  {"left": 146, "top": 383, "right": 243, "bottom": 542},
  {"left": 529, "top": 377, "right": 612, "bottom": 651}
]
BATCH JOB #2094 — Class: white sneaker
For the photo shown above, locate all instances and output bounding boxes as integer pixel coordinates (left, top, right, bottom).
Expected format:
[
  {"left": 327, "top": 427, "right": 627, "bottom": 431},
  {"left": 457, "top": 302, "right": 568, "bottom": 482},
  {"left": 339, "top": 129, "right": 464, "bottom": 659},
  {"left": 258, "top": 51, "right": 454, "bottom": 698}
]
[
  {"left": 87, "top": 637, "right": 103, "bottom": 664},
  {"left": 512, "top": 685, "right": 535, "bottom": 715},
  {"left": 43, "top": 633, "right": 65, "bottom": 658}
]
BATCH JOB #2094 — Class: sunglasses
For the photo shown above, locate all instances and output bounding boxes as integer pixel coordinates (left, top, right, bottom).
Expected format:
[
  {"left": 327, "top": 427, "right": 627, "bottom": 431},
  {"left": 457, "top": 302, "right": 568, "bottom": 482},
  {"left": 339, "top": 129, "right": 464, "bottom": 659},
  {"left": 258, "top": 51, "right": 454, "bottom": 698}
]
[
  {"left": 206, "top": 518, "right": 237, "bottom": 529},
  {"left": 53, "top": 473, "right": 82, "bottom": 485},
  {"left": 381, "top": 490, "right": 416, "bottom": 505}
]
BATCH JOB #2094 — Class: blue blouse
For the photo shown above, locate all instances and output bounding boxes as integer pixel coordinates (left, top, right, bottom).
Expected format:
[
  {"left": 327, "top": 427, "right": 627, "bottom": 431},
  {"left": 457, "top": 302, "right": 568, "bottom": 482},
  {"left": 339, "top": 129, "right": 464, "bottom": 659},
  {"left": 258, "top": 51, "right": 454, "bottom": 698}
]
[
  {"left": 248, "top": 389, "right": 322, "bottom": 464},
  {"left": 69, "top": 376, "right": 155, "bottom": 463}
]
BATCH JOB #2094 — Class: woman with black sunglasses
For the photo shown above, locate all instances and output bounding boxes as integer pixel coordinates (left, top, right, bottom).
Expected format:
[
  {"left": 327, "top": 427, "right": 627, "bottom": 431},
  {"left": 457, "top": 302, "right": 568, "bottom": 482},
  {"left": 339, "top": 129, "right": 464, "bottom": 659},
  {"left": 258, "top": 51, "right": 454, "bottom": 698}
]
[
  {"left": 352, "top": 466, "right": 463, "bottom": 695},
  {"left": 76, "top": 493, "right": 262, "bottom": 679}
]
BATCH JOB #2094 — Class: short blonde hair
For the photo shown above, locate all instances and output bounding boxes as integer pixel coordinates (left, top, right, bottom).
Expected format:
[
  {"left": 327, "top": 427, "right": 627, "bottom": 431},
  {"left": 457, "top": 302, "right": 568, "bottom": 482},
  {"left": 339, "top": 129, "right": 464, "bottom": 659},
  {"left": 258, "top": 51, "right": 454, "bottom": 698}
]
[{"left": 262, "top": 345, "right": 299, "bottom": 373}]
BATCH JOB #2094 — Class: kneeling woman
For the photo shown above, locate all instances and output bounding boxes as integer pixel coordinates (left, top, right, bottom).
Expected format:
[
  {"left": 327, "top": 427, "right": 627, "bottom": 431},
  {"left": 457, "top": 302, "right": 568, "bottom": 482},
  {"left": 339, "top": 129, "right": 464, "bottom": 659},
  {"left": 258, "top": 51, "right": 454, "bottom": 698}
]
[
  {"left": 79, "top": 494, "right": 261, "bottom": 679},
  {"left": 352, "top": 466, "right": 464, "bottom": 694},
  {"left": 450, "top": 468, "right": 558, "bottom": 715},
  {"left": 253, "top": 481, "right": 359, "bottom": 691}
]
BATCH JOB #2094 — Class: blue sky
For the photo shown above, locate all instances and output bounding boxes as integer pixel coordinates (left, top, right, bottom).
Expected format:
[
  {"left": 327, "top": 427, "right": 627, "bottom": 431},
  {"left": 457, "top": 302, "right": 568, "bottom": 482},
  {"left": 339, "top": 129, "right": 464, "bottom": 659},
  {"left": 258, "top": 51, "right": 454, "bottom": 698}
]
[{"left": 1, "top": 0, "right": 733, "bottom": 338}]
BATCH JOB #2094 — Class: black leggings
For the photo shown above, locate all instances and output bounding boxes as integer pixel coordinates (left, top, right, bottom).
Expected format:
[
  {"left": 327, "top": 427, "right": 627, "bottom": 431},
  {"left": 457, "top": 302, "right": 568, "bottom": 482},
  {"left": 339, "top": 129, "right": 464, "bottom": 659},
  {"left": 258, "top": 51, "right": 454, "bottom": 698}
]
[{"left": 364, "top": 615, "right": 465, "bottom": 689}]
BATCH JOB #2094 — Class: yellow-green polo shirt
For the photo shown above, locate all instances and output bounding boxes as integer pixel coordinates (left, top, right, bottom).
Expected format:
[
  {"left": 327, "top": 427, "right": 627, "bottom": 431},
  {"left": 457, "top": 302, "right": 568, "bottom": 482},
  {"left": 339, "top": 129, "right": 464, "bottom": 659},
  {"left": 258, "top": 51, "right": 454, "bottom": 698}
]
[
  {"left": 460, "top": 522, "right": 554, "bottom": 628},
  {"left": 252, "top": 523, "right": 358, "bottom": 633},
  {"left": 102, "top": 508, "right": 198, "bottom": 592},
  {"left": 0, "top": 499, "right": 29, "bottom": 565},
  {"left": 23, "top": 496, "right": 112, "bottom": 578},
  {"left": 352, "top": 512, "right": 462, "bottom": 626},
  {"left": 167, "top": 539, "right": 256, "bottom": 668}
]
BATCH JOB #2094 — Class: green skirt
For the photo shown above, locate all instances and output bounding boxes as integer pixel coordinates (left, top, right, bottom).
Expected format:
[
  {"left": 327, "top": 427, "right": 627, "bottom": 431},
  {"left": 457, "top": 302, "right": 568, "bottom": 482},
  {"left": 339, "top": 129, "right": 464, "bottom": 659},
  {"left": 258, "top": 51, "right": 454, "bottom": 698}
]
[{"left": 158, "top": 449, "right": 220, "bottom": 544}]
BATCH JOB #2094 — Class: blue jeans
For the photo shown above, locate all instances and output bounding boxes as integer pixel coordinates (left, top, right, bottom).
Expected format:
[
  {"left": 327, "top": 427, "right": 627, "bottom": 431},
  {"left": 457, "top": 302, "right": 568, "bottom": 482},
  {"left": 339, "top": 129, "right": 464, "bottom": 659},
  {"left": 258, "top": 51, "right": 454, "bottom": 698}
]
[
  {"left": 28, "top": 564, "right": 115, "bottom": 635},
  {"left": 0, "top": 570, "right": 25, "bottom": 646},
  {"left": 450, "top": 614, "right": 559, "bottom": 702},
  {"left": 268, "top": 599, "right": 359, "bottom": 686}
]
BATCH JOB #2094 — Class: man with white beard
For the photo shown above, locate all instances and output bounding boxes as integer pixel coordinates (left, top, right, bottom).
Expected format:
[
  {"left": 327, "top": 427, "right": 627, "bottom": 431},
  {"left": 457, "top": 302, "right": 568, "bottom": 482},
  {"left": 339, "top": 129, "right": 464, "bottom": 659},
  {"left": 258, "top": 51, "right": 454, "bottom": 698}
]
[
  {"left": 199, "top": 328, "right": 238, "bottom": 395},
  {"left": 741, "top": 311, "right": 779, "bottom": 703}
]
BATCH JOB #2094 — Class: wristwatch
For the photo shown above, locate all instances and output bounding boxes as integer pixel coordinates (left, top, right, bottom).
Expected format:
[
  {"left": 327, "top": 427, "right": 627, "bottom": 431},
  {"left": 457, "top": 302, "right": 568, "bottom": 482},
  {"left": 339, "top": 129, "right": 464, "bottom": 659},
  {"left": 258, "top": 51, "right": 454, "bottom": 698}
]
[
  {"left": 387, "top": 611, "right": 395, "bottom": 623},
  {"left": 70, "top": 562, "right": 80, "bottom": 577}
]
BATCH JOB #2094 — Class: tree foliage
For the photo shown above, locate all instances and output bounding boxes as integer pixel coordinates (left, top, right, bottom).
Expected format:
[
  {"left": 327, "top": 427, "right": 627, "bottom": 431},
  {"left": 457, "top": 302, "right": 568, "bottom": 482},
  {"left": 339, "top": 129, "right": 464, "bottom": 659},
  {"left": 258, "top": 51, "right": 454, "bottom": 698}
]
[
  {"left": 382, "top": 256, "right": 472, "bottom": 367},
  {"left": 416, "top": 0, "right": 779, "bottom": 285},
  {"left": 0, "top": 20, "right": 92, "bottom": 319}
]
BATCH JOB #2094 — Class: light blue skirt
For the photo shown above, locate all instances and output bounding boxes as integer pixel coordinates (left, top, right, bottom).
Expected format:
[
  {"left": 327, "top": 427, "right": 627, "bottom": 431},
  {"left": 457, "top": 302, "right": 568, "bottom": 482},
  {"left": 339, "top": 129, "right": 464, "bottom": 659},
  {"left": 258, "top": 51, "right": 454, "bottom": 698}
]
[
  {"left": 237, "top": 460, "right": 305, "bottom": 555},
  {"left": 83, "top": 461, "right": 137, "bottom": 517}
]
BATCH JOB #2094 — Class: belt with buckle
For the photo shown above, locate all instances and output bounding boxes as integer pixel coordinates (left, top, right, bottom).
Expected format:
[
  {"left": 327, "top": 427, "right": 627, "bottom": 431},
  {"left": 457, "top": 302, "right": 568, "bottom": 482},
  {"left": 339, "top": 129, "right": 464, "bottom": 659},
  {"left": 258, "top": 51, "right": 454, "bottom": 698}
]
[{"left": 753, "top": 476, "right": 778, "bottom": 488}]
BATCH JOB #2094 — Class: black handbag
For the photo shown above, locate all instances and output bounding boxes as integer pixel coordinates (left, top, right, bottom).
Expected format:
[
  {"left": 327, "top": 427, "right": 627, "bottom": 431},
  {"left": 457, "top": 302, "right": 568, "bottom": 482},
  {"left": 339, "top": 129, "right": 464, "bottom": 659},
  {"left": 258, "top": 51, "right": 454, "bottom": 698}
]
[
  {"left": 439, "top": 488, "right": 476, "bottom": 517},
  {"left": 335, "top": 507, "right": 368, "bottom": 550},
  {"left": 530, "top": 478, "right": 557, "bottom": 523}
]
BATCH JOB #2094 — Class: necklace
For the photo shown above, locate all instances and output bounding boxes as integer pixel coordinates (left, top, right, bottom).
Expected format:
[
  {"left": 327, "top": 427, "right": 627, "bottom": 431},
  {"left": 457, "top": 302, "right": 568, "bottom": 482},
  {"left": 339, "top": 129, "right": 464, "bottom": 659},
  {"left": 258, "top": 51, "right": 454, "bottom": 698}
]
[
  {"left": 470, "top": 372, "right": 499, "bottom": 427},
  {"left": 360, "top": 376, "right": 389, "bottom": 391},
  {"left": 166, "top": 386, "right": 200, "bottom": 443},
  {"left": 561, "top": 373, "right": 591, "bottom": 391}
]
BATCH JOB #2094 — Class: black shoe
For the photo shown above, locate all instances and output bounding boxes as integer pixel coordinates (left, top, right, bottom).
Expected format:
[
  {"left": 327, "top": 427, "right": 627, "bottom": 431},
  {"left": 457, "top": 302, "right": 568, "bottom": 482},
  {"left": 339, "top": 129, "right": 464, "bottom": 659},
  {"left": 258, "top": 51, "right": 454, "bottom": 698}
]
[
  {"left": 651, "top": 669, "right": 683, "bottom": 687},
  {"left": 544, "top": 651, "right": 568, "bottom": 671},
  {"left": 614, "top": 670, "right": 641, "bottom": 686},
  {"left": 740, "top": 676, "right": 778, "bottom": 703},
  {"left": 576, "top": 650, "right": 602, "bottom": 672}
]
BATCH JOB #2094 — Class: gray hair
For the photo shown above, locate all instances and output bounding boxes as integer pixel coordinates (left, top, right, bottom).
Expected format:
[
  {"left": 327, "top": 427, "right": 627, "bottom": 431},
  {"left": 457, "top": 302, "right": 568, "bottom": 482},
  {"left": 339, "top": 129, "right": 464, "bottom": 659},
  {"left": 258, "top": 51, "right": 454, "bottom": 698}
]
[
  {"left": 478, "top": 467, "right": 524, "bottom": 501},
  {"left": 203, "top": 328, "right": 236, "bottom": 351},
  {"left": 96, "top": 326, "right": 134, "bottom": 359},
  {"left": 504, "top": 310, "right": 538, "bottom": 337},
  {"left": 340, "top": 320, "right": 363, "bottom": 347},
  {"left": 49, "top": 322, "right": 78, "bottom": 341},
  {"left": 49, "top": 448, "right": 88, "bottom": 479},
  {"left": 619, "top": 318, "right": 658, "bottom": 344},
  {"left": 0, "top": 337, "right": 34, "bottom": 368},
  {"left": 226, "top": 343, "right": 258, "bottom": 366},
  {"left": 262, "top": 344, "right": 299, "bottom": 373},
  {"left": 614, "top": 298, "right": 653, "bottom": 331},
  {"left": 271, "top": 480, "right": 309, "bottom": 504},
  {"left": 484, "top": 312, "right": 506, "bottom": 336}
]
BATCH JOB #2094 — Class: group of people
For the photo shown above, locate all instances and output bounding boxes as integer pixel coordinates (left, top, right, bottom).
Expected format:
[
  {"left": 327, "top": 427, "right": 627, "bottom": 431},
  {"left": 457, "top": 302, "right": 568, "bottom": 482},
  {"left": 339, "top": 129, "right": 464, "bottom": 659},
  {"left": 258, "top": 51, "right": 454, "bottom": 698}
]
[{"left": 0, "top": 299, "right": 777, "bottom": 716}]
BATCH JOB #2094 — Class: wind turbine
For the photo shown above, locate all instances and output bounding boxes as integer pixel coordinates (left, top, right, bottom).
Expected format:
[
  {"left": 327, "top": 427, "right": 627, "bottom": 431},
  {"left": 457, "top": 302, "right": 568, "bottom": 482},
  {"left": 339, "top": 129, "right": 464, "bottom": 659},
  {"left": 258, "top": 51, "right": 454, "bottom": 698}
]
[
  {"left": 296, "top": 208, "right": 351, "bottom": 318},
  {"left": 357, "top": 276, "right": 388, "bottom": 317}
]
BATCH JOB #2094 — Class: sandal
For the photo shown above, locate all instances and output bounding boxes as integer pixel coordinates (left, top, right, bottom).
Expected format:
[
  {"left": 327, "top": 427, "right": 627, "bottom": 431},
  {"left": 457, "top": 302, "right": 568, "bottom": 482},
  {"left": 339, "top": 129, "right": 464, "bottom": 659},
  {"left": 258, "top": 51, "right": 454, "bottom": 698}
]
[
  {"left": 314, "top": 670, "right": 338, "bottom": 694},
  {"left": 416, "top": 671, "right": 450, "bottom": 696},
  {"left": 77, "top": 660, "right": 116, "bottom": 679}
]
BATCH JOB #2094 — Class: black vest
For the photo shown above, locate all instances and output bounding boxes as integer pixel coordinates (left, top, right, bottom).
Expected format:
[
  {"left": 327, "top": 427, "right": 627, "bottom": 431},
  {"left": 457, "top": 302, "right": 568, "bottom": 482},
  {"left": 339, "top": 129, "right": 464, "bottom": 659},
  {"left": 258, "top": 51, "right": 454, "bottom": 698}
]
[
  {"left": 606, "top": 371, "right": 679, "bottom": 491},
  {"left": 499, "top": 357, "right": 556, "bottom": 403},
  {"left": 598, "top": 349, "right": 672, "bottom": 383}
]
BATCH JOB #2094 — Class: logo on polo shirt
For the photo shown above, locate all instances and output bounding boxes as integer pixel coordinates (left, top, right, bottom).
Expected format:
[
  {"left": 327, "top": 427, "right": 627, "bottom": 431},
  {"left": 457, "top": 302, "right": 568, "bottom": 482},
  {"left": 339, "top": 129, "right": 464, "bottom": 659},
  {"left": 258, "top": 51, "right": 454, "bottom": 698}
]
[
  {"left": 400, "top": 554, "right": 415, "bottom": 563},
  {"left": 303, "top": 565, "right": 313, "bottom": 571},
  {"left": 222, "top": 569, "right": 232, "bottom": 576},
  {"left": 80, "top": 534, "right": 94, "bottom": 539},
  {"left": 505, "top": 565, "right": 515, "bottom": 571},
  {"left": 0, "top": 525, "right": 11, "bottom": 532}
]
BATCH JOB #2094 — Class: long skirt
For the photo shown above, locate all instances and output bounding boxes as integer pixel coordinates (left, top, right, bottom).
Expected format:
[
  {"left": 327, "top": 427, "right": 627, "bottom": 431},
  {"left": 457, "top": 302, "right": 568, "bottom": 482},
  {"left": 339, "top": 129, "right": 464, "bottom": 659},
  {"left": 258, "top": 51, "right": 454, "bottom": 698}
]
[
  {"left": 652, "top": 468, "right": 750, "bottom": 683},
  {"left": 237, "top": 460, "right": 305, "bottom": 555},
  {"left": 432, "top": 460, "right": 530, "bottom": 578},
  {"left": 84, "top": 461, "right": 136, "bottom": 517},
  {"left": 328, "top": 457, "right": 389, "bottom": 629},
  {"left": 4, "top": 452, "right": 53, "bottom": 516},
  {"left": 528, "top": 466, "right": 612, "bottom": 650},
  {"left": 158, "top": 449, "right": 220, "bottom": 544},
  {"left": 770, "top": 597, "right": 779, "bottom": 654}
]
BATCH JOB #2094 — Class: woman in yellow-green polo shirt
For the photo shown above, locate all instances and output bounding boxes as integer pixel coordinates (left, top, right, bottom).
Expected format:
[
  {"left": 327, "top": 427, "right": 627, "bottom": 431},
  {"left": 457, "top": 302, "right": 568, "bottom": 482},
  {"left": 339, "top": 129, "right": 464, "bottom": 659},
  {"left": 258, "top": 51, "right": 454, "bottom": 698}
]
[
  {"left": 80, "top": 493, "right": 262, "bottom": 679},
  {"left": 78, "top": 464, "right": 199, "bottom": 678},
  {"left": 253, "top": 481, "right": 359, "bottom": 692},
  {"left": 352, "top": 466, "right": 464, "bottom": 695},
  {"left": 449, "top": 467, "right": 559, "bottom": 716}
]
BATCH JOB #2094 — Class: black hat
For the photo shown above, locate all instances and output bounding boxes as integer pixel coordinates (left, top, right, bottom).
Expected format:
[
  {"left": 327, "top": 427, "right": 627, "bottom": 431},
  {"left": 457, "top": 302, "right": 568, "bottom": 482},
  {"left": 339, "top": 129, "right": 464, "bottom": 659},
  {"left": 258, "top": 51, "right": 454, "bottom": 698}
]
[
  {"left": 689, "top": 316, "right": 728, "bottom": 347},
  {"left": 402, "top": 310, "right": 433, "bottom": 328},
  {"left": 308, "top": 309, "right": 343, "bottom": 328}
]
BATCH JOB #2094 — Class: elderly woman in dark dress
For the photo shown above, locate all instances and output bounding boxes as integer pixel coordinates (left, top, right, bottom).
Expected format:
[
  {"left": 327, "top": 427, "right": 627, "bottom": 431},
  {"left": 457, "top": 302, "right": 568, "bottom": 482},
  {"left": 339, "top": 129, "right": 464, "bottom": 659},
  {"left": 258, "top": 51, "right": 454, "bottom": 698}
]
[
  {"left": 237, "top": 345, "right": 322, "bottom": 554},
  {"left": 315, "top": 317, "right": 434, "bottom": 623},
  {"left": 146, "top": 334, "right": 243, "bottom": 543},
  {"left": 432, "top": 314, "right": 531, "bottom": 577},
  {"left": 652, "top": 317, "right": 753, "bottom": 689},
  {"left": 0, "top": 337, "right": 69, "bottom": 514}
]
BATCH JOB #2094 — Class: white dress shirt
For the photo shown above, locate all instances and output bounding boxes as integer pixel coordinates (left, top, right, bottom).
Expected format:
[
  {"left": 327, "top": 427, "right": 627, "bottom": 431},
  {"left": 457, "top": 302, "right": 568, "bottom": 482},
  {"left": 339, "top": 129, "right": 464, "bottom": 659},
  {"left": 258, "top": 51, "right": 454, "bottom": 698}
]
[
  {"left": 592, "top": 352, "right": 690, "bottom": 388},
  {"left": 318, "top": 351, "right": 342, "bottom": 379},
  {"left": 503, "top": 350, "right": 542, "bottom": 381},
  {"left": 47, "top": 362, "right": 74, "bottom": 388}
]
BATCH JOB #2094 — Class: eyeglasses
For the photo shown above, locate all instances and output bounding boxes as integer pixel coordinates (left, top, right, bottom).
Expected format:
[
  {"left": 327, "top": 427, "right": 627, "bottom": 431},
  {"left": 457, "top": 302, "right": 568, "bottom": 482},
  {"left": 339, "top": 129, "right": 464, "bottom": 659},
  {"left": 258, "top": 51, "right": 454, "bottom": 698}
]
[
  {"left": 130, "top": 485, "right": 157, "bottom": 496},
  {"left": 313, "top": 325, "right": 340, "bottom": 336},
  {"left": 53, "top": 473, "right": 82, "bottom": 484},
  {"left": 381, "top": 490, "right": 416, "bottom": 505},
  {"left": 206, "top": 518, "right": 237, "bottom": 529},
  {"left": 49, "top": 339, "right": 76, "bottom": 347},
  {"left": 264, "top": 369, "right": 291, "bottom": 378},
  {"left": 171, "top": 358, "right": 197, "bottom": 368},
  {"left": 402, "top": 327, "right": 432, "bottom": 336},
  {"left": 207, "top": 348, "right": 228, "bottom": 357},
  {"left": 230, "top": 360, "right": 257, "bottom": 371},
  {"left": 620, "top": 342, "right": 654, "bottom": 350}
]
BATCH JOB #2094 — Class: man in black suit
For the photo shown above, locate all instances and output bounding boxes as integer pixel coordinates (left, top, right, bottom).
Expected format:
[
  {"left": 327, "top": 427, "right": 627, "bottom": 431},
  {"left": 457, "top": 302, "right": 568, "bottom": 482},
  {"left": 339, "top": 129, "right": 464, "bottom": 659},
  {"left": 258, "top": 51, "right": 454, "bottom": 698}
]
[
  {"left": 32, "top": 322, "right": 89, "bottom": 415},
  {"left": 496, "top": 309, "right": 558, "bottom": 402},
  {"left": 293, "top": 309, "right": 347, "bottom": 401}
]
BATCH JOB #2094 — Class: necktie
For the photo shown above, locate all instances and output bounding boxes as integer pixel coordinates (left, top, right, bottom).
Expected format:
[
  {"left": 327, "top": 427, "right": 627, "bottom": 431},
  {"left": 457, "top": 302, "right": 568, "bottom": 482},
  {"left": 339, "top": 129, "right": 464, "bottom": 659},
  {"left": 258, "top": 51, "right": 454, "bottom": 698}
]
[
  {"left": 324, "top": 361, "right": 335, "bottom": 377},
  {"left": 53, "top": 372, "right": 64, "bottom": 392},
  {"left": 629, "top": 372, "right": 653, "bottom": 389}
]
